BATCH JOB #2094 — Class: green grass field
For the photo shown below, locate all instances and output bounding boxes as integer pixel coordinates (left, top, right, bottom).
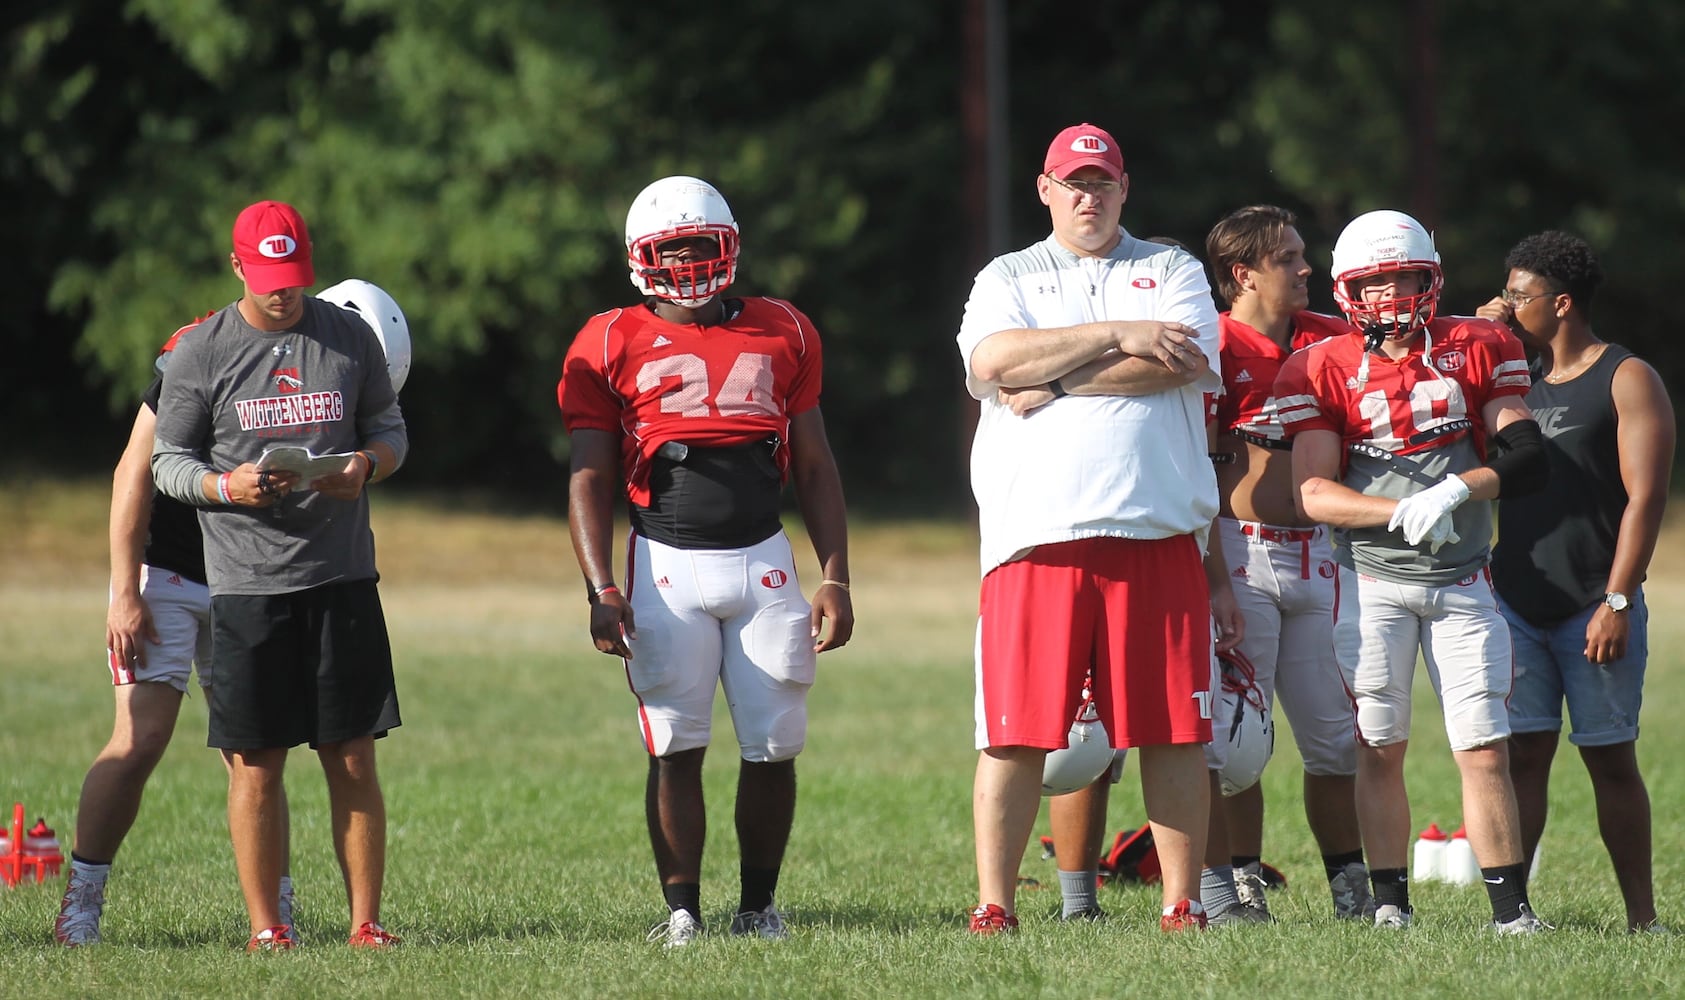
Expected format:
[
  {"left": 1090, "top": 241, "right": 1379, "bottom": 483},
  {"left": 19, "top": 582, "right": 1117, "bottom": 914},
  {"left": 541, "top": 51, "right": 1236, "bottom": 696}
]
[{"left": 2, "top": 481, "right": 1682, "bottom": 997}]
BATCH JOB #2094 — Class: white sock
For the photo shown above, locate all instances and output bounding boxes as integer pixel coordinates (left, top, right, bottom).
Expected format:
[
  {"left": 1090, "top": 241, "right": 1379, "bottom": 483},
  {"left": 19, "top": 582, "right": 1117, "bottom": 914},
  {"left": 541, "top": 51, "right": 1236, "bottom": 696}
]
[{"left": 69, "top": 859, "right": 111, "bottom": 886}]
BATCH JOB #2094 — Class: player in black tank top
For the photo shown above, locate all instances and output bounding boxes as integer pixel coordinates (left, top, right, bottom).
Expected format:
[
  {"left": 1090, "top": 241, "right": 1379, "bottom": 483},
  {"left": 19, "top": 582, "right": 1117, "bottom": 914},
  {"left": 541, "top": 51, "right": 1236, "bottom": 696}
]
[{"left": 1477, "top": 229, "right": 1674, "bottom": 932}]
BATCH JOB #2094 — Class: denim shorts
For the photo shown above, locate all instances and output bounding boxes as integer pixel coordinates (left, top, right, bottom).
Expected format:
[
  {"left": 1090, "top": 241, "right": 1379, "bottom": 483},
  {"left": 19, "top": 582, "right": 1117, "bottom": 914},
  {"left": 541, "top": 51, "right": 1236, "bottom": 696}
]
[{"left": 1499, "top": 590, "right": 1648, "bottom": 746}]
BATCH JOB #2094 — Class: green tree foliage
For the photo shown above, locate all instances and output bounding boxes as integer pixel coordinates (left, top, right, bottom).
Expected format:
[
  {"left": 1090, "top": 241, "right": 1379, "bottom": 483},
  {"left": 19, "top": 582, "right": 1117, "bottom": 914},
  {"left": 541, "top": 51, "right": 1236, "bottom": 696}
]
[
  {"left": 8, "top": 0, "right": 967, "bottom": 498},
  {"left": 4, "top": 0, "right": 1682, "bottom": 500}
]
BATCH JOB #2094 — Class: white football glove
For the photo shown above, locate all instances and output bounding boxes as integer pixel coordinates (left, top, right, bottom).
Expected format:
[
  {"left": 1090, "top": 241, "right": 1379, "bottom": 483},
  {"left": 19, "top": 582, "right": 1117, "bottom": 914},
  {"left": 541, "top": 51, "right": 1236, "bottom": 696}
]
[
  {"left": 1421, "top": 513, "right": 1461, "bottom": 554},
  {"left": 1388, "top": 475, "right": 1472, "bottom": 547}
]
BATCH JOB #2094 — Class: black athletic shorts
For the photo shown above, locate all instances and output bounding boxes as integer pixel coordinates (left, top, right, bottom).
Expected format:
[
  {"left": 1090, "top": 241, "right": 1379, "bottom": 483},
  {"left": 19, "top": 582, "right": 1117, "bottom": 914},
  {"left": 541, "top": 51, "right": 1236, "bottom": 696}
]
[{"left": 208, "top": 579, "right": 401, "bottom": 750}]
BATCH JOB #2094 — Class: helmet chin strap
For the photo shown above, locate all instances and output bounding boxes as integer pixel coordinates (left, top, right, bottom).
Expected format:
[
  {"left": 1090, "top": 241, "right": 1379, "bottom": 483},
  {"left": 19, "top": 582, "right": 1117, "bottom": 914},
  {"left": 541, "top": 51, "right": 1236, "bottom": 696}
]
[
  {"left": 1354, "top": 322, "right": 1389, "bottom": 387},
  {"left": 1354, "top": 313, "right": 1446, "bottom": 391}
]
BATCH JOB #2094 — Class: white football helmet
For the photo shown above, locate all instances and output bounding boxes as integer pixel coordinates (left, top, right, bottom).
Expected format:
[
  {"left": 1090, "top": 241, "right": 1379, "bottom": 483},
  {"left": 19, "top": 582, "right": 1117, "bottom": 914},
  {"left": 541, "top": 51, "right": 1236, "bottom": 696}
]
[
  {"left": 317, "top": 279, "right": 412, "bottom": 392},
  {"left": 1215, "top": 650, "right": 1275, "bottom": 797},
  {"left": 1331, "top": 209, "right": 1443, "bottom": 343},
  {"left": 625, "top": 175, "right": 740, "bottom": 307},
  {"left": 1042, "top": 703, "right": 1118, "bottom": 797}
]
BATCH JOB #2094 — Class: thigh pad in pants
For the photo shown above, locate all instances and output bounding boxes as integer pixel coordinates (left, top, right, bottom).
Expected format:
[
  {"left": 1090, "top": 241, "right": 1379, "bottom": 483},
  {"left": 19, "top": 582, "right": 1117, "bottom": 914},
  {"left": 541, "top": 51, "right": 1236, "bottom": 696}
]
[{"left": 625, "top": 533, "right": 816, "bottom": 761}]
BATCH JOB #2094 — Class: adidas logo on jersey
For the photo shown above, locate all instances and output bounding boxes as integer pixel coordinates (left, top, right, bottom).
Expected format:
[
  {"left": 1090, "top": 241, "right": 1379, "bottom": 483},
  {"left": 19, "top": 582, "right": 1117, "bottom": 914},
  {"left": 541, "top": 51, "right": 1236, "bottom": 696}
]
[
  {"left": 1231, "top": 566, "right": 1249, "bottom": 579},
  {"left": 1233, "top": 369, "right": 1253, "bottom": 383},
  {"left": 651, "top": 335, "right": 672, "bottom": 348},
  {"left": 166, "top": 573, "right": 182, "bottom": 586},
  {"left": 654, "top": 576, "right": 672, "bottom": 588}
]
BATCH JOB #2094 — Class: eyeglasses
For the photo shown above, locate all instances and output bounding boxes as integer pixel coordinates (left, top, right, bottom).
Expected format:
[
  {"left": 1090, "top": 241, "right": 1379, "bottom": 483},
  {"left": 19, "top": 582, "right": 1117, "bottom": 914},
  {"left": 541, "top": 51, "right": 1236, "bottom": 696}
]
[
  {"left": 1046, "top": 173, "right": 1122, "bottom": 198},
  {"left": 1500, "top": 287, "right": 1564, "bottom": 308}
]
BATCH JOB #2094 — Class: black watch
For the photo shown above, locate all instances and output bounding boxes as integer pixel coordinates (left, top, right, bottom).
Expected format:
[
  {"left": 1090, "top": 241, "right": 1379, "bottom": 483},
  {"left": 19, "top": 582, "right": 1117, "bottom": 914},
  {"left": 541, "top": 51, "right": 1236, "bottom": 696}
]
[{"left": 1603, "top": 592, "right": 1631, "bottom": 613}]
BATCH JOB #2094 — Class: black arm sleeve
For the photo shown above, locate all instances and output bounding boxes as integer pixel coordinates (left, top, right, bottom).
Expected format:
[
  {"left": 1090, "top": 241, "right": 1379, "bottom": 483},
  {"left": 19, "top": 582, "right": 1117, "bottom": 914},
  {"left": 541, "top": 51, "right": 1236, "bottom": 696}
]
[{"left": 1486, "top": 419, "right": 1548, "bottom": 497}]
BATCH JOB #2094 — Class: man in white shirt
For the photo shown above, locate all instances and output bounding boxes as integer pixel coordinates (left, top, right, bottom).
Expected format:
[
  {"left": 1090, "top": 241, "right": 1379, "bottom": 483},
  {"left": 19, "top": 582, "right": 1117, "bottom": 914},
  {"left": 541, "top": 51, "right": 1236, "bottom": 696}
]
[{"left": 957, "top": 122, "right": 1222, "bottom": 933}]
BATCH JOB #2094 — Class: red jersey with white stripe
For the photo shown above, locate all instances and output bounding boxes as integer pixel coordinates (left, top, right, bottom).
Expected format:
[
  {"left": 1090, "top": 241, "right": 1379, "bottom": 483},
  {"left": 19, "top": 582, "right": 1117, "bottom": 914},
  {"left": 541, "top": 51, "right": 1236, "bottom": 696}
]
[
  {"left": 558, "top": 298, "right": 822, "bottom": 507},
  {"left": 1273, "top": 316, "right": 1528, "bottom": 455},
  {"left": 1216, "top": 311, "right": 1350, "bottom": 445},
  {"left": 1272, "top": 315, "right": 1530, "bottom": 585}
]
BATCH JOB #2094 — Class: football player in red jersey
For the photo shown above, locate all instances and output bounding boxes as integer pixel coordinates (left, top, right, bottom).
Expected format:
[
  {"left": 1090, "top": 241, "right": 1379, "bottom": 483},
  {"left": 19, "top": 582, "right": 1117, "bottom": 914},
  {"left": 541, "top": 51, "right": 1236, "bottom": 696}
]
[
  {"left": 559, "top": 176, "right": 853, "bottom": 948},
  {"left": 1203, "top": 206, "right": 1369, "bottom": 921},
  {"left": 1274, "top": 210, "right": 1550, "bottom": 933}
]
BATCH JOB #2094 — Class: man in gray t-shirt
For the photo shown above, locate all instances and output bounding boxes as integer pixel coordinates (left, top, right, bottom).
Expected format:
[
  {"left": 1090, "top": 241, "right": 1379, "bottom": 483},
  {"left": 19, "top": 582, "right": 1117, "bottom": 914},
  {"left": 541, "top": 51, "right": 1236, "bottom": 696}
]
[{"left": 151, "top": 200, "right": 408, "bottom": 952}]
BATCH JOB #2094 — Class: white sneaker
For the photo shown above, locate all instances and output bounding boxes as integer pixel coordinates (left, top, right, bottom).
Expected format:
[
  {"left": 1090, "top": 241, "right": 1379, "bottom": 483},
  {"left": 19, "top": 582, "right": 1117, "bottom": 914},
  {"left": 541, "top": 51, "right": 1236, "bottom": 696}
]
[
  {"left": 1330, "top": 862, "right": 1375, "bottom": 920},
  {"left": 54, "top": 868, "right": 107, "bottom": 946},
  {"left": 1494, "top": 903, "right": 1551, "bottom": 935},
  {"left": 729, "top": 903, "right": 789, "bottom": 940},
  {"left": 1234, "top": 869, "right": 1274, "bottom": 922},
  {"left": 1373, "top": 903, "right": 1413, "bottom": 929},
  {"left": 648, "top": 909, "right": 702, "bottom": 949}
]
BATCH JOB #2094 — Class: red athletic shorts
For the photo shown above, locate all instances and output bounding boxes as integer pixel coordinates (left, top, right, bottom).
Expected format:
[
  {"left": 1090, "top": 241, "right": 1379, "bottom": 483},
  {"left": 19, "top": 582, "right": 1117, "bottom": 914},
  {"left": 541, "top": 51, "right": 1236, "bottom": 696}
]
[{"left": 976, "top": 534, "right": 1213, "bottom": 750}]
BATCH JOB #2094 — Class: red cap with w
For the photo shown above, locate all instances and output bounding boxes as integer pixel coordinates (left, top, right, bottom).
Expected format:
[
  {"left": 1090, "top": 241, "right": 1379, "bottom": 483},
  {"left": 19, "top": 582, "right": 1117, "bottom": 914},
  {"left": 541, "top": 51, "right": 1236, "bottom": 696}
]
[
  {"left": 1043, "top": 123, "right": 1125, "bottom": 181},
  {"left": 232, "top": 200, "right": 315, "bottom": 294}
]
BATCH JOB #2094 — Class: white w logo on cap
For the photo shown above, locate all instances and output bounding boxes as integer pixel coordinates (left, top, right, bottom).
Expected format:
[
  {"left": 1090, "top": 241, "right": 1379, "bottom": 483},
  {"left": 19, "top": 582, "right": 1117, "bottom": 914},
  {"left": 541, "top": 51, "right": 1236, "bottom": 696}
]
[
  {"left": 1072, "top": 136, "right": 1108, "bottom": 152},
  {"left": 259, "top": 235, "right": 297, "bottom": 259}
]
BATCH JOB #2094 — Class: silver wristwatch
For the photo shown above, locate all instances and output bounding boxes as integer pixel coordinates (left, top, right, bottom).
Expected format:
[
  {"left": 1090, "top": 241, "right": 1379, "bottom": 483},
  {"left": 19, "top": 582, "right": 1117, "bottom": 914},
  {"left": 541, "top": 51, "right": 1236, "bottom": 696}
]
[{"left": 1604, "top": 592, "right": 1631, "bottom": 613}]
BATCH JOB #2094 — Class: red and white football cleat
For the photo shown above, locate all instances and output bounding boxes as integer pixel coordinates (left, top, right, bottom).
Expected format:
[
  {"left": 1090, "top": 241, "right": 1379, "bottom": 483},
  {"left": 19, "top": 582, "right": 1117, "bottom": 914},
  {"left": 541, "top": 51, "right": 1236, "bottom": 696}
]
[
  {"left": 1159, "top": 899, "right": 1209, "bottom": 932},
  {"left": 348, "top": 921, "right": 401, "bottom": 948},
  {"left": 246, "top": 925, "right": 298, "bottom": 952},
  {"left": 968, "top": 903, "right": 1019, "bottom": 935}
]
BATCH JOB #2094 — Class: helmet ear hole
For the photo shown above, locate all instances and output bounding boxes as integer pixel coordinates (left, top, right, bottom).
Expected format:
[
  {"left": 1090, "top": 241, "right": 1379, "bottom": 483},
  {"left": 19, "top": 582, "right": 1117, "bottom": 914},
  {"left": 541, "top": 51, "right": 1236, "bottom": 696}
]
[{"left": 316, "top": 279, "right": 411, "bottom": 392}]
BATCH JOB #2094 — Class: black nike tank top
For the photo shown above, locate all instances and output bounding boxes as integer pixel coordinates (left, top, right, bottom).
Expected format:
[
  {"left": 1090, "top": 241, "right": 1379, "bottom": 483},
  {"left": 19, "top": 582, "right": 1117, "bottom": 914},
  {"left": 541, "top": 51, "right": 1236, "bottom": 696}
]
[{"left": 1492, "top": 343, "right": 1634, "bottom": 625}]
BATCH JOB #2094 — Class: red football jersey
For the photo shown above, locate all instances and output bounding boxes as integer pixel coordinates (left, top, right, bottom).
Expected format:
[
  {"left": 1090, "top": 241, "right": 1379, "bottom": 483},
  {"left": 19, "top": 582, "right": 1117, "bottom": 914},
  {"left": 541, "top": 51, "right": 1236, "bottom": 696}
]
[
  {"left": 1274, "top": 316, "right": 1530, "bottom": 458},
  {"left": 1216, "top": 311, "right": 1350, "bottom": 444},
  {"left": 558, "top": 297, "right": 823, "bottom": 507}
]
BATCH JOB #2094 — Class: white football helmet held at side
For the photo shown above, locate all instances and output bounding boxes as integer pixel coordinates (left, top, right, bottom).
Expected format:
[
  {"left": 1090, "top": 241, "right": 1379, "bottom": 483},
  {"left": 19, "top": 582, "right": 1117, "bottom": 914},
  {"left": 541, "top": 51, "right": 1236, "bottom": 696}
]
[
  {"left": 1331, "top": 209, "right": 1443, "bottom": 344},
  {"left": 625, "top": 175, "right": 740, "bottom": 308},
  {"left": 1042, "top": 702, "right": 1118, "bottom": 797},
  {"left": 317, "top": 279, "right": 412, "bottom": 392},
  {"left": 1216, "top": 650, "right": 1275, "bottom": 797}
]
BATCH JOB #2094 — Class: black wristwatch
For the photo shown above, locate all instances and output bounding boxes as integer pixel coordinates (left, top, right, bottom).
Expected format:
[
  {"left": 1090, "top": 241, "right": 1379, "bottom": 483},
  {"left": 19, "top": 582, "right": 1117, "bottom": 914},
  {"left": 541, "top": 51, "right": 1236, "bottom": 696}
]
[
  {"left": 1603, "top": 592, "right": 1631, "bottom": 613},
  {"left": 1048, "top": 378, "right": 1067, "bottom": 398}
]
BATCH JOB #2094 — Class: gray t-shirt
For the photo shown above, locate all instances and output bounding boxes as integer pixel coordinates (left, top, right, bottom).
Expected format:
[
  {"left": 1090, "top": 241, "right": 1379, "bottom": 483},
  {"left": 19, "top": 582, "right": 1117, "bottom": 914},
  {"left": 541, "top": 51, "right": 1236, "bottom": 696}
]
[
  {"left": 152, "top": 297, "right": 409, "bottom": 596},
  {"left": 1336, "top": 436, "right": 1492, "bottom": 586}
]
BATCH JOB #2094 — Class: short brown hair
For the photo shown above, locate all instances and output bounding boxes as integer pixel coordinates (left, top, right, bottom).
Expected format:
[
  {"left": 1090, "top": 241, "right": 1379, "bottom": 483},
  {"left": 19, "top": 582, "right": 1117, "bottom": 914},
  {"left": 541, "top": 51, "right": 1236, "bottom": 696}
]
[{"left": 1205, "top": 205, "right": 1298, "bottom": 306}]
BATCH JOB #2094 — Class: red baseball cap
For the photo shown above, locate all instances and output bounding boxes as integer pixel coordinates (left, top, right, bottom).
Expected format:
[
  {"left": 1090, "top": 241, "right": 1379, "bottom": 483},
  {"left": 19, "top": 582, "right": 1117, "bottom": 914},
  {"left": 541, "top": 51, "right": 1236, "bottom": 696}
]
[
  {"left": 1043, "top": 124, "right": 1125, "bottom": 181},
  {"left": 232, "top": 200, "right": 315, "bottom": 294}
]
